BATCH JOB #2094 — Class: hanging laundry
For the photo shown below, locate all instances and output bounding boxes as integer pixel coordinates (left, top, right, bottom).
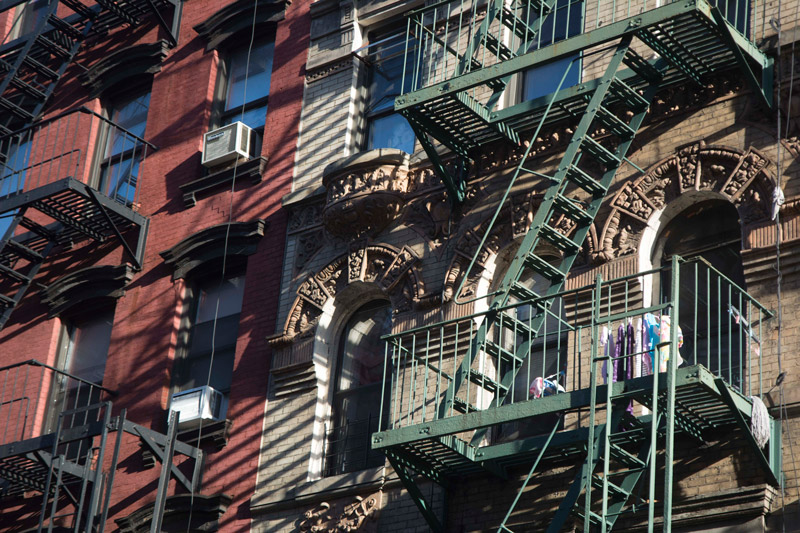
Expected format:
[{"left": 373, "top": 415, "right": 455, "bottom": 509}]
[
  {"left": 634, "top": 317, "right": 643, "bottom": 378},
  {"left": 643, "top": 313, "right": 659, "bottom": 375},
  {"left": 657, "top": 315, "right": 684, "bottom": 373},
  {"left": 614, "top": 324, "right": 625, "bottom": 383}
]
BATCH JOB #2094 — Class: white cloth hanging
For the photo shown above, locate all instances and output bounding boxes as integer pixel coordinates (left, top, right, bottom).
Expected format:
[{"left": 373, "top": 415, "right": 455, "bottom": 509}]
[{"left": 750, "top": 396, "right": 770, "bottom": 449}]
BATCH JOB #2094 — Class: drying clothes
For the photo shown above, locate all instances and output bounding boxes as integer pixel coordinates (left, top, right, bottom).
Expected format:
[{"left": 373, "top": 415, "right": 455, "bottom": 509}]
[
  {"left": 634, "top": 318, "right": 643, "bottom": 378},
  {"left": 614, "top": 324, "right": 625, "bottom": 383},
  {"left": 601, "top": 326, "right": 614, "bottom": 383},
  {"left": 529, "top": 376, "right": 565, "bottom": 398},
  {"left": 643, "top": 313, "right": 660, "bottom": 375},
  {"left": 657, "top": 315, "right": 684, "bottom": 373},
  {"left": 750, "top": 396, "right": 770, "bottom": 448},
  {"left": 626, "top": 320, "right": 635, "bottom": 381}
]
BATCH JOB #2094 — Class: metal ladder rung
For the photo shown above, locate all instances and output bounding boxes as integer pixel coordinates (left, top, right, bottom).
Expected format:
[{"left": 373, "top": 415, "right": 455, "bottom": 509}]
[
  {"left": 581, "top": 137, "right": 620, "bottom": 168},
  {"left": 608, "top": 443, "right": 647, "bottom": 468},
  {"left": 468, "top": 369, "right": 507, "bottom": 395},
  {"left": 0, "top": 292, "right": 14, "bottom": 308},
  {"left": 0, "top": 263, "right": 30, "bottom": 283},
  {"left": 539, "top": 224, "right": 581, "bottom": 254},
  {"left": 47, "top": 14, "right": 85, "bottom": 41},
  {"left": 621, "top": 47, "right": 662, "bottom": 83},
  {"left": 523, "top": 252, "right": 564, "bottom": 282},
  {"left": 553, "top": 194, "right": 592, "bottom": 223},
  {"left": 565, "top": 165, "right": 605, "bottom": 195},
  {"left": 5, "top": 239, "right": 42, "bottom": 261},
  {"left": 20, "top": 55, "right": 59, "bottom": 79},
  {"left": 507, "top": 281, "right": 540, "bottom": 302},
  {"left": 501, "top": 6, "right": 537, "bottom": 40},
  {"left": 452, "top": 396, "right": 479, "bottom": 414},
  {"left": 609, "top": 77, "right": 650, "bottom": 110},
  {"left": 496, "top": 311, "right": 538, "bottom": 338},
  {"left": 483, "top": 339, "right": 524, "bottom": 366},
  {"left": 595, "top": 104, "right": 636, "bottom": 140},
  {"left": 483, "top": 33, "right": 515, "bottom": 62},
  {"left": 0, "top": 97, "right": 34, "bottom": 121}
]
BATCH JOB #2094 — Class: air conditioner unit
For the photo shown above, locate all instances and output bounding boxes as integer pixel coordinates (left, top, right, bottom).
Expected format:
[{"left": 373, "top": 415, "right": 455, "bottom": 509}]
[
  {"left": 201, "top": 121, "right": 253, "bottom": 168},
  {"left": 170, "top": 386, "right": 225, "bottom": 428}
]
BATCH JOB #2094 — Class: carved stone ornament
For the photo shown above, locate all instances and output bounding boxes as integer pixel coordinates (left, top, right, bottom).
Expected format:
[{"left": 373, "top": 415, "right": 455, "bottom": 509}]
[
  {"left": 270, "top": 244, "right": 422, "bottom": 346},
  {"left": 298, "top": 493, "right": 380, "bottom": 532},
  {"left": 598, "top": 143, "right": 775, "bottom": 261},
  {"left": 322, "top": 149, "right": 412, "bottom": 237}
]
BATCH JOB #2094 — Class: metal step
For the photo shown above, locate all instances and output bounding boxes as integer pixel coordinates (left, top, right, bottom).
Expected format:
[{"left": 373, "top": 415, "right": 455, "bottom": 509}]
[
  {"left": 595, "top": 104, "right": 636, "bottom": 140},
  {"left": 468, "top": 369, "right": 508, "bottom": 395},
  {"left": 0, "top": 263, "right": 31, "bottom": 283},
  {"left": 4, "top": 238, "right": 43, "bottom": 261},
  {"left": 539, "top": 224, "right": 581, "bottom": 254},
  {"left": 523, "top": 252, "right": 565, "bottom": 282},
  {"left": 580, "top": 137, "right": 621, "bottom": 168},
  {"left": 565, "top": 165, "right": 605, "bottom": 195},
  {"left": 553, "top": 195, "right": 593, "bottom": 224}
]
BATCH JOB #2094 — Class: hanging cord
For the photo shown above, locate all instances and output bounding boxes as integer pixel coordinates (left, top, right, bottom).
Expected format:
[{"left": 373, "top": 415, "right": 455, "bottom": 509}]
[{"left": 186, "top": 1, "right": 261, "bottom": 530}]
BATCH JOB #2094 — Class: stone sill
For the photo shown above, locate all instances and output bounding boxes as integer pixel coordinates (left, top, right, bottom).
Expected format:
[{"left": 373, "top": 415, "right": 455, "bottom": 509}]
[
  {"left": 180, "top": 157, "right": 267, "bottom": 208},
  {"left": 250, "top": 466, "right": 400, "bottom": 514}
]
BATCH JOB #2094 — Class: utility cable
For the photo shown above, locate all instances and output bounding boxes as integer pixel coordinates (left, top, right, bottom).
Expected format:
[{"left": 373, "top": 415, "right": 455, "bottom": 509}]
[{"left": 187, "top": 1, "right": 261, "bottom": 530}]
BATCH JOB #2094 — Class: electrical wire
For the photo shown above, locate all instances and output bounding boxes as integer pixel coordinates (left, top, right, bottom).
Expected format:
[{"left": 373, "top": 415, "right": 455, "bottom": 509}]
[{"left": 186, "top": 1, "right": 261, "bottom": 529}]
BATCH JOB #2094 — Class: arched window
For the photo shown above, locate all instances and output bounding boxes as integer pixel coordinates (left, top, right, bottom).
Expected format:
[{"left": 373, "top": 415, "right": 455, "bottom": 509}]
[
  {"left": 324, "top": 300, "right": 392, "bottom": 476},
  {"left": 656, "top": 200, "right": 746, "bottom": 388}
]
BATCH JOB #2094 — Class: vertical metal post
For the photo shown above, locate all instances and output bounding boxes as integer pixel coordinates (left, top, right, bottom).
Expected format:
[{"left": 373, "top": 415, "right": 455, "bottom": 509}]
[
  {"left": 583, "top": 273, "right": 602, "bottom": 533},
  {"left": 98, "top": 410, "right": 126, "bottom": 533},
  {"left": 663, "top": 256, "right": 680, "bottom": 532},
  {"left": 151, "top": 410, "right": 179, "bottom": 533}
]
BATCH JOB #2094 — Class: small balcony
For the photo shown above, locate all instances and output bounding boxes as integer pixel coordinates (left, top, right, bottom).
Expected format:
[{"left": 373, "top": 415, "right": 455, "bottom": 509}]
[
  {"left": 0, "top": 360, "right": 202, "bottom": 532},
  {"left": 373, "top": 257, "right": 780, "bottom": 524}
]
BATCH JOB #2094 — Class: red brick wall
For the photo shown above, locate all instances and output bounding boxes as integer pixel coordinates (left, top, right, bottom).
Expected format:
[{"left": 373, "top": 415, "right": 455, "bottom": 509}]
[{"left": 0, "top": 0, "right": 309, "bottom": 529}]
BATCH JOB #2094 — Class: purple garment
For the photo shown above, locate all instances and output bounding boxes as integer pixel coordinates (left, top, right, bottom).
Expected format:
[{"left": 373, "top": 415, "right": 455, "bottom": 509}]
[
  {"left": 614, "top": 324, "right": 625, "bottom": 383},
  {"left": 626, "top": 321, "right": 635, "bottom": 380}
]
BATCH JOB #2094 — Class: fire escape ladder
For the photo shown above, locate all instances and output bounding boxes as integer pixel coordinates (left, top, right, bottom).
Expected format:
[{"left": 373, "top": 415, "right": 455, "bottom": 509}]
[
  {"left": 0, "top": 207, "right": 62, "bottom": 331},
  {"left": 0, "top": 0, "right": 94, "bottom": 134},
  {"left": 434, "top": 36, "right": 665, "bottom": 442}
]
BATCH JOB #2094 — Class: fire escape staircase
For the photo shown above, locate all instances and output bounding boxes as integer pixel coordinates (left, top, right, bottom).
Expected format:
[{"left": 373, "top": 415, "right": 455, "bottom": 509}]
[
  {"left": 374, "top": 0, "right": 778, "bottom": 531},
  {"left": 0, "top": 0, "right": 180, "bottom": 332}
]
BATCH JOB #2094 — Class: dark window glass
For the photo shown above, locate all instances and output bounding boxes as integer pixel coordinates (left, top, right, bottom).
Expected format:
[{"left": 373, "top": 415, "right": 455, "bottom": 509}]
[
  {"left": 366, "top": 31, "right": 415, "bottom": 154},
  {"left": 325, "top": 300, "right": 392, "bottom": 476},
  {"left": 522, "top": 0, "right": 583, "bottom": 102},
  {"left": 659, "top": 200, "right": 746, "bottom": 389},
  {"left": 100, "top": 91, "right": 150, "bottom": 205},
  {"left": 221, "top": 39, "right": 274, "bottom": 132},
  {"left": 178, "top": 274, "right": 245, "bottom": 395}
]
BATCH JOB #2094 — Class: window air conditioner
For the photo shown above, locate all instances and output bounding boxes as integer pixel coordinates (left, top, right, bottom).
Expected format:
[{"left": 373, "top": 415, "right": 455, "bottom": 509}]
[
  {"left": 170, "top": 385, "right": 225, "bottom": 428},
  {"left": 201, "top": 121, "right": 253, "bottom": 168}
]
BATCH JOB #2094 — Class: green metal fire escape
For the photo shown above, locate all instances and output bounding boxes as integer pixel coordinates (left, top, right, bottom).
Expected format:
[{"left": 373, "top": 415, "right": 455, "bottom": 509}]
[
  {"left": 373, "top": 0, "right": 778, "bottom": 530},
  {"left": 0, "top": 0, "right": 179, "bottom": 332}
]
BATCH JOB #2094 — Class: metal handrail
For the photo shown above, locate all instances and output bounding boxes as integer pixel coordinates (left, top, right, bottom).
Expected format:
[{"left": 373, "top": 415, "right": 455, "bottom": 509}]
[
  {"left": 0, "top": 106, "right": 157, "bottom": 151},
  {"left": 0, "top": 359, "right": 117, "bottom": 396}
]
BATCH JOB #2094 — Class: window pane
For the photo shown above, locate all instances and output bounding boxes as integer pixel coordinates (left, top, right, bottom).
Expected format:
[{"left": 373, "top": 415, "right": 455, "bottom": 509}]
[
  {"left": 107, "top": 92, "right": 150, "bottom": 156},
  {"left": 367, "top": 113, "right": 415, "bottom": 154},
  {"left": 100, "top": 154, "right": 140, "bottom": 205},
  {"left": 226, "top": 103, "right": 268, "bottom": 130},
  {"left": 195, "top": 275, "right": 246, "bottom": 323},
  {"left": 522, "top": 0, "right": 583, "bottom": 101},
  {"left": 65, "top": 313, "right": 114, "bottom": 385},
  {"left": 337, "top": 302, "right": 392, "bottom": 391},
  {"left": 183, "top": 348, "right": 236, "bottom": 392},
  {"left": 225, "top": 40, "right": 274, "bottom": 112}
]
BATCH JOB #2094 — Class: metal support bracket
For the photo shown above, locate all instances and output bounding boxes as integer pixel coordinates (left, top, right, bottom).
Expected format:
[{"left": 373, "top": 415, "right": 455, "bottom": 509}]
[
  {"left": 415, "top": 131, "right": 468, "bottom": 205},
  {"left": 123, "top": 419, "right": 203, "bottom": 492},
  {"left": 386, "top": 451, "right": 445, "bottom": 532},
  {"left": 85, "top": 187, "right": 145, "bottom": 270},
  {"left": 716, "top": 378, "right": 780, "bottom": 486}
]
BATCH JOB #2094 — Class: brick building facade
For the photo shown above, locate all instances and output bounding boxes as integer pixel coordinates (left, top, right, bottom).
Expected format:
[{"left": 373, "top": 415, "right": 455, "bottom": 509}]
[
  {"left": 252, "top": 0, "right": 800, "bottom": 531},
  {"left": 0, "top": 0, "right": 309, "bottom": 530}
]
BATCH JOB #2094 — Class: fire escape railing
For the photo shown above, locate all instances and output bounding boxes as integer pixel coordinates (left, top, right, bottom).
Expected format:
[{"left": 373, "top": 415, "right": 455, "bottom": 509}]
[
  {"left": 0, "top": 106, "right": 156, "bottom": 208},
  {"left": 378, "top": 256, "right": 772, "bottom": 433}
]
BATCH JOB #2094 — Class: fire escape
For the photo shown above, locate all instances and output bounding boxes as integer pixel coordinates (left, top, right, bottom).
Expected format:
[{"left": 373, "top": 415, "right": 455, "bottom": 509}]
[
  {"left": 0, "top": 2, "right": 198, "bottom": 532},
  {"left": 372, "top": 0, "right": 780, "bottom": 530}
]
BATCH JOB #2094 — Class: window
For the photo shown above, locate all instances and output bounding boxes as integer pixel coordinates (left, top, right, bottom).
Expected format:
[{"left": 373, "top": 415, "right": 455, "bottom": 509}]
[
  {"left": 496, "top": 268, "right": 567, "bottom": 441},
  {"left": 0, "top": 136, "right": 31, "bottom": 236},
  {"left": 99, "top": 90, "right": 150, "bottom": 205},
  {"left": 218, "top": 38, "right": 274, "bottom": 133},
  {"left": 174, "top": 273, "right": 245, "bottom": 416},
  {"left": 657, "top": 200, "right": 746, "bottom": 389},
  {"left": 324, "top": 300, "right": 392, "bottom": 476},
  {"left": 521, "top": 0, "right": 584, "bottom": 102},
  {"left": 364, "top": 30, "right": 415, "bottom": 154},
  {"left": 48, "top": 310, "right": 114, "bottom": 458},
  {"left": 713, "top": 0, "right": 749, "bottom": 35}
]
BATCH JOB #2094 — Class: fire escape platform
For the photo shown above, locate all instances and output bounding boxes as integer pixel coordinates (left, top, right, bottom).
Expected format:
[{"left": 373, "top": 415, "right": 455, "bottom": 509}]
[
  {"left": 0, "top": 177, "right": 148, "bottom": 251},
  {"left": 395, "top": 0, "right": 772, "bottom": 157},
  {"left": 372, "top": 364, "right": 776, "bottom": 481}
]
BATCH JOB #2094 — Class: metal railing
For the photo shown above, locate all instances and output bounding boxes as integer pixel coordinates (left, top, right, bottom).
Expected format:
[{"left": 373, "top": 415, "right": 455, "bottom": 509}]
[
  {"left": 0, "top": 359, "right": 115, "bottom": 446},
  {"left": 379, "top": 256, "right": 772, "bottom": 432},
  {"left": 0, "top": 107, "right": 156, "bottom": 207},
  {"left": 323, "top": 414, "right": 384, "bottom": 477},
  {"left": 400, "top": 0, "right": 760, "bottom": 95}
]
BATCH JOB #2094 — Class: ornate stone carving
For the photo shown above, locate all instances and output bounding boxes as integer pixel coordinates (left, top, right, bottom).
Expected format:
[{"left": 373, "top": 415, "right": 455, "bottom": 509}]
[
  {"left": 295, "top": 229, "right": 325, "bottom": 274},
  {"left": 274, "top": 245, "right": 424, "bottom": 345},
  {"left": 289, "top": 203, "right": 324, "bottom": 234},
  {"left": 598, "top": 144, "right": 776, "bottom": 260},
  {"left": 298, "top": 494, "right": 379, "bottom": 532},
  {"left": 322, "top": 149, "right": 412, "bottom": 237}
]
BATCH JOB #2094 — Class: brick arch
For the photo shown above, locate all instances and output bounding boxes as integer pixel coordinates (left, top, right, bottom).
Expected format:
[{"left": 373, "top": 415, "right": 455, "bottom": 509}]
[
  {"left": 596, "top": 142, "right": 775, "bottom": 262},
  {"left": 274, "top": 244, "right": 422, "bottom": 344}
]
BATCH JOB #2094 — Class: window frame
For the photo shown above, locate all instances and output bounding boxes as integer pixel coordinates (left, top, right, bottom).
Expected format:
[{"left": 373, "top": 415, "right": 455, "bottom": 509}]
[
  {"left": 323, "top": 299, "right": 392, "bottom": 477},
  {"left": 361, "top": 26, "right": 416, "bottom": 154},
  {"left": 94, "top": 86, "right": 152, "bottom": 206},
  {"left": 212, "top": 35, "right": 275, "bottom": 138},
  {"left": 171, "top": 264, "right": 247, "bottom": 420}
]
